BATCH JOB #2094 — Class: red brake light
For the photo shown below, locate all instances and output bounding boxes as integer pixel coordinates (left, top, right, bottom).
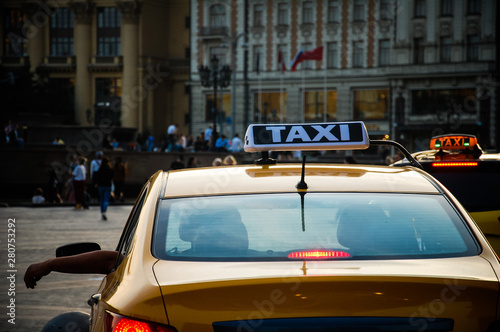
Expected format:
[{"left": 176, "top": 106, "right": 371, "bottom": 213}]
[
  {"left": 432, "top": 162, "right": 478, "bottom": 167},
  {"left": 114, "top": 318, "right": 152, "bottom": 332},
  {"left": 288, "top": 250, "right": 350, "bottom": 259},
  {"left": 106, "top": 312, "right": 175, "bottom": 332}
]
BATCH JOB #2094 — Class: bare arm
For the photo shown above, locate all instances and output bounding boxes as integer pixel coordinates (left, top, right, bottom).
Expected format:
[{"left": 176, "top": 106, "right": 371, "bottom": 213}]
[{"left": 24, "top": 250, "right": 119, "bottom": 289}]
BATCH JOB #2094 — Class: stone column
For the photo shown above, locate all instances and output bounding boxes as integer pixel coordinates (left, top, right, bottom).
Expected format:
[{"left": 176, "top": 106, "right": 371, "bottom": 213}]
[
  {"left": 69, "top": 2, "right": 94, "bottom": 126},
  {"left": 21, "top": 3, "right": 46, "bottom": 73},
  {"left": 117, "top": 1, "right": 142, "bottom": 129}
]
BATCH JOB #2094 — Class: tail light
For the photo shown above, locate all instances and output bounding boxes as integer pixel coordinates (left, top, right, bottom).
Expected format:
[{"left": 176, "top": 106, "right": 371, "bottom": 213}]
[
  {"left": 431, "top": 162, "right": 478, "bottom": 167},
  {"left": 288, "top": 250, "right": 350, "bottom": 259},
  {"left": 105, "top": 312, "right": 176, "bottom": 332}
]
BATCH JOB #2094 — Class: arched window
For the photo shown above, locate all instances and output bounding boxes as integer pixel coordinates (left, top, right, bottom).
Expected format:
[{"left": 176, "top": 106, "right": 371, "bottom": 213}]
[{"left": 210, "top": 4, "right": 225, "bottom": 27}]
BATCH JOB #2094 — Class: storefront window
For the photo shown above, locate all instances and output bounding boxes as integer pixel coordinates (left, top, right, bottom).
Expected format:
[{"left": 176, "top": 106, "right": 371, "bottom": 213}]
[
  {"left": 353, "top": 89, "right": 389, "bottom": 120},
  {"left": 205, "top": 93, "right": 231, "bottom": 123},
  {"left": 411, "top": 89, "right": 476, "bottom": 116},
  {"left": 304, "top": 90, "right": 337, "bottom": 122},
  {"left": 253, "top": 92, "right": 287, "bottom": 123}
]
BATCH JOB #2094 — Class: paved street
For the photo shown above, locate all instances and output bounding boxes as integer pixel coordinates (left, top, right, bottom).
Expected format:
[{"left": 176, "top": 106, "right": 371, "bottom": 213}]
[{"left": 0, "top": 205, "right": 132, "bottom": 332}]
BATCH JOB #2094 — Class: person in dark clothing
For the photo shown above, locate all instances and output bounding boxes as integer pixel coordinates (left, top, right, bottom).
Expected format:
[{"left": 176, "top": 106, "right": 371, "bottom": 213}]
[
  {"left": 95, "top": 157, "right": 114, "bottom": 220},
  {"left": 113, "top": 157, "right": 127, "bottom": 202},
  {"left": 169, "top": 155, "right": 185, "bottom": 170}
]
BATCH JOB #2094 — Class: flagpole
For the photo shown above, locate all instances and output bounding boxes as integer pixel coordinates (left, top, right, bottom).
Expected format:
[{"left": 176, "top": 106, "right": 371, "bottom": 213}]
[
  {"left": 302, "top": 64, "right": 305, "bottom": 122},
  {"left": 280, "top": 74, "right": 283, "bottom": 123},
  {"left": 258, "top": 71, "right": 262, "bottom": 123},
  {"left": 323, "top": 43, "right": 327, "bottom": 122}
]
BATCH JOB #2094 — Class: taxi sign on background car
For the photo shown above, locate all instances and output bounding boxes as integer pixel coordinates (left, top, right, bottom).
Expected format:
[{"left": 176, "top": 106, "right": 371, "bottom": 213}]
[
  {"left": 244, "top": 122, "right": 370, "bottom": 152},
  {"left": 430, "top": 134, "right": 478, "bottom": 150}
]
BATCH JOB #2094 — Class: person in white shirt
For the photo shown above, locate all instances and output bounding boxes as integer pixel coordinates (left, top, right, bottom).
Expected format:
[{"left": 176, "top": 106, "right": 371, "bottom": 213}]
[
  {"left": 230, "top": 133, "right": 243, "bottom": 152},
  {"left": 72, "top": 157, "right": 87, "bottom": 210}
]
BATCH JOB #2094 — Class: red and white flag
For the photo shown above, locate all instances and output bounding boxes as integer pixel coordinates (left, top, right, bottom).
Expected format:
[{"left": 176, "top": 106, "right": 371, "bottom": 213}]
[{"left": 290, "top": 46, "right": 324, "bottom": 71}]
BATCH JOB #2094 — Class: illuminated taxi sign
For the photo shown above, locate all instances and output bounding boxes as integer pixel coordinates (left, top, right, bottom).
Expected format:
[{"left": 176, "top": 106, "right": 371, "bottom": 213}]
[
  {"left": 244, "top": 122, "right": 370, "bottom": 152},
  {"left": 430, "top": 134, "right": 477, "bottom": 150}
]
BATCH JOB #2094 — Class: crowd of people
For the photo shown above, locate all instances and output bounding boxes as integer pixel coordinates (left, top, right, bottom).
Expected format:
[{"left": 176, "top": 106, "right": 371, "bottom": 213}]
[{"left": 31, "top": 151, "right": 128, "bottom": 219}]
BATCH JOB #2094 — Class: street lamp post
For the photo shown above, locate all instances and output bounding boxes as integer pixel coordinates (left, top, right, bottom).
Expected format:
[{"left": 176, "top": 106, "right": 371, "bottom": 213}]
[
  {"left": 199, "top": 55, "right": 232, "bottom": 151},
  {"left": 230, "top": 33, "right": 246, "bottom": 139}
]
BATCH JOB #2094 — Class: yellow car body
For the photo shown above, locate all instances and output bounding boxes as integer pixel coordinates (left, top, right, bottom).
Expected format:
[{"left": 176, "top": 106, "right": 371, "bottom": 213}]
[
  {"left": 55, "top": 123, "right": 497, "bottom": 332},
  {"left": 88, "top": 164, "right": 500, "bottom": 332}
]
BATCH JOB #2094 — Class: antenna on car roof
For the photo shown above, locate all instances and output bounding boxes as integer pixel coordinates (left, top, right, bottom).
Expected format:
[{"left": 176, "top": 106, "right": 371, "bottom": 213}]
[
  {"left": 370, "top": 140, "right": 422, "bottom": 169},
  {"left": 296, "top": 155, "right": 308, "bottom": 232}
]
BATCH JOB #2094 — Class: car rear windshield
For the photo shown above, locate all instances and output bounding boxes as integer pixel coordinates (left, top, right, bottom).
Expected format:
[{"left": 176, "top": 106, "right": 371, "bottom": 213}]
[
  {"left": 152, "top": 193, "right": 479, "bottom": 261},
  {"left": 422, "top": 163, "right": 500, "bottom": 212}
]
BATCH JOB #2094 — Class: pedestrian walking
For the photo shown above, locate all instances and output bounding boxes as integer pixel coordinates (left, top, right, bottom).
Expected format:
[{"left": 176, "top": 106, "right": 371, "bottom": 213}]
[
  {"left": 90, "top": 151, "right": 103, "bottom": 202},
  {"left": 72, "top": 156, "right": 87, "bottom": 210},
  {"left": 95, "top": 157, "right": 114, "bottom": 220}
]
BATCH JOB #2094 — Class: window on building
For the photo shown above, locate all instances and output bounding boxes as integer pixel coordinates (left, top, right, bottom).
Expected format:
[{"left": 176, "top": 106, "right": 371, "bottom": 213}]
[
  {"left": 97, "top": 7, "right": 121, "bottom": 56},
  {"left": 253, "top": 92, "right": 288, "bottom": 123},
  {"left": 210, "top": 4, "right": 226, "bottom": 27},
  {"left": 328, "top": 0, "right": 340, "bottom": 23},
  {"left": 3, "top": 8, "right": 26, "bottom": 57},
  {"left": 414, "top": 38, "right": 425, "bottom": 64},
  {"left": 353, "top": 0, "right": 365, "bottom": 21},
  {"left": 95, "top": 77, "right": 122, "bottom": 126},
  {"left": 380, "top": 0, "right": 392, "bottom": 20},
  {"left": 467, "top": 35, "right": 479, "bottom": 61},
  {"left": 96, "top": 77, "right": 122, "bottom": 99},
  {"left": 205, "top": 93, "right": 231, "bottom": 123},
  {"left": 411, "top": 89, "right": 476, "bottom": 116},
  {"left": 253, "top": 4, "right": 264, "bottom": 27},
  {"left": 327, "top": 42, "right": 339, "bottom": 68},
  {"left": 440, "top": 0, "right": 453, "bottom": 16},
  {"left": 440, "top": 36, "right": 452, "bottom": 63},
  {"left": 353, "top": 41, "right": 364, "bottom": 68},
  {"left": 414, "top": 0, "right": 426, "bottom": 17},
  {"left": 48, "top": 78, "right": 75, "bottom": 117},
  {"left": 277, "top": 44, "right": 288, "bottom": 72},
  {"left": 303, "top": 1, "right": 313, "bottom": 24},
  {"left": 278, "top": 3, "right": 289, "bottom": 25},
  {"left": 50, "top": 7, "right": 74, "bottom": 56},
  {"left": 353, "top": 89, "right": 389, "bottom": 120},
  {"left": 379, "top": 39, "right": 390, "bottom": 66},
  {"left": 253, "top": 45, "right": 263, "bottom": 74},
  {"left": 304, "top": 90, "right": 337, "bottom": 122},
  {"left": 467, "top": 0, "right": 481, "bottom": 14}
]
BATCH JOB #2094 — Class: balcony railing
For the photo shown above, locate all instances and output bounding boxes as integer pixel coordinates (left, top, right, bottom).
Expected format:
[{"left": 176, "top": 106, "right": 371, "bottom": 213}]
[
  {"left": 0, "top": 56, "right": 30, "bottom": 67},
  {"left": 88, "top": 55, "right": 123, "bottom": 72},
  {"left": 200, "top": 26, "right": 228, "bottom": 38},
  {"left": 38, "top": 56, "right": 76, "bottom": 72}
]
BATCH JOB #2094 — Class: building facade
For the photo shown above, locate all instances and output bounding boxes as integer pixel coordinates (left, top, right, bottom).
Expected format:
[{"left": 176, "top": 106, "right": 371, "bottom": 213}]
[
  {"left": 1, "top": 0, "right": 190, "bottom": 143},
  {"left": 190, "top": 0, "right": 498, "bottom": 151}
]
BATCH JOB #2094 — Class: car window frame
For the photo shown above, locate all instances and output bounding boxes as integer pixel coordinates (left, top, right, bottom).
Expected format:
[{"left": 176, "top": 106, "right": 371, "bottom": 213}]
[{"left": 113, "top": 182, "right": 150, "bottom": 268}]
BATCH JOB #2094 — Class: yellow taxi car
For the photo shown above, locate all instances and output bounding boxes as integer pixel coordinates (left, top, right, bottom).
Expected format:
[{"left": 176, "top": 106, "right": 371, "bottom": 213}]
[
  {"left": 49, "top": 123, "right": 500, "bottom": 331},
  {"left": 397, "top": 134, "right": 500, "bottom": 253}
]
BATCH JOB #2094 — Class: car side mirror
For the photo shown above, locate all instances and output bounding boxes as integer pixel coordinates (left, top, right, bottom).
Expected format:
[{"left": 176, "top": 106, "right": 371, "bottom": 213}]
[{"left": 55, "top": 242, "right": 101, "bottom": 257}]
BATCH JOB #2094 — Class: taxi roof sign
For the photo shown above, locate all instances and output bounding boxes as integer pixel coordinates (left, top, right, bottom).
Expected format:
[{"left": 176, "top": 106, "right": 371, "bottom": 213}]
[
  {"left": 244, "top": 122, "right": 370, "bottom": 152},
  {"left": 430, "top": 134, "right": 478, "bottom": 151}
]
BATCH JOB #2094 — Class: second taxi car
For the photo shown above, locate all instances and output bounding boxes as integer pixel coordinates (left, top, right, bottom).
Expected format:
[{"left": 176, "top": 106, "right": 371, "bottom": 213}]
[
  {"left": 50, "top": 122, "right": 500, "bottom": 331},
  {"left": 397, "top": 134, "right": 500, "bottom": 253}
]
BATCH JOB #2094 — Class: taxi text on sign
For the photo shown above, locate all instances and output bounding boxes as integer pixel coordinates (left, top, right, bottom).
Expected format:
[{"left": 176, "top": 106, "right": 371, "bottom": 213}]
[{"left": 244, "top": 122, "right": 370, "bottom": 152}]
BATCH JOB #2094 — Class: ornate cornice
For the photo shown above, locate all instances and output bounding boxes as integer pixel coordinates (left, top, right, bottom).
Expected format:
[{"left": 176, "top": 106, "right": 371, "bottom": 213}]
[
  {"left": 68, "top": 0, "right": 95, "bottom": 25},
  {"left": 117, "top": 1, "right": 142, "bottom": 24}
]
